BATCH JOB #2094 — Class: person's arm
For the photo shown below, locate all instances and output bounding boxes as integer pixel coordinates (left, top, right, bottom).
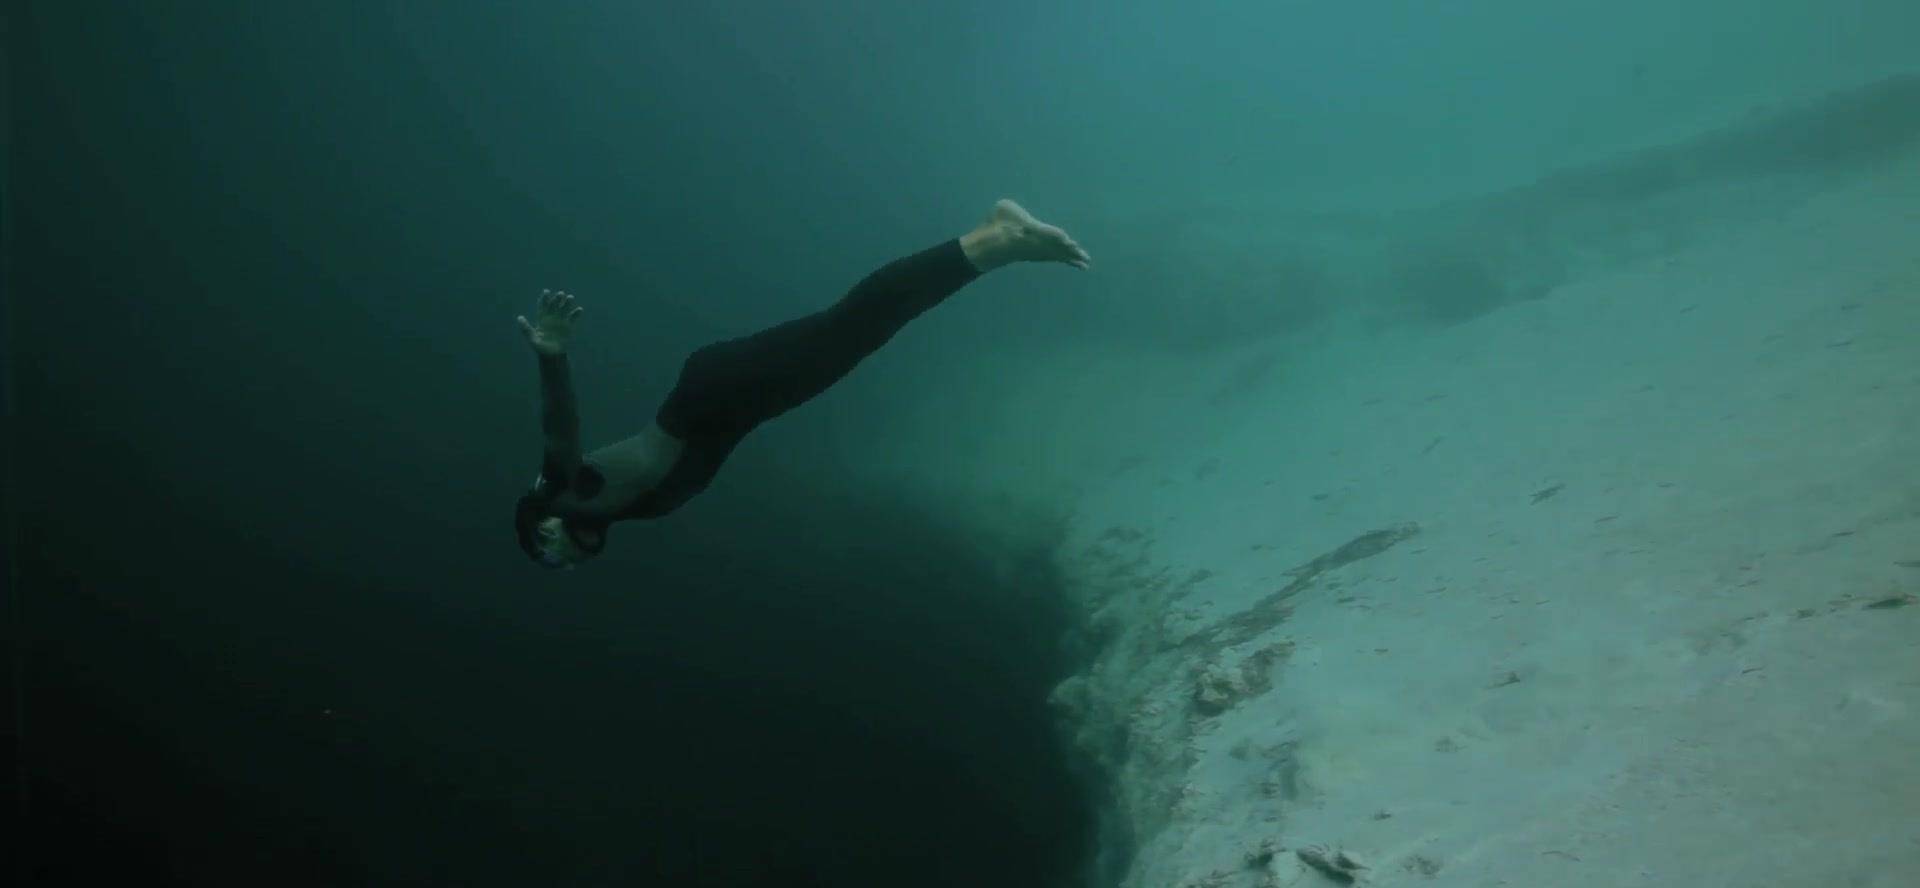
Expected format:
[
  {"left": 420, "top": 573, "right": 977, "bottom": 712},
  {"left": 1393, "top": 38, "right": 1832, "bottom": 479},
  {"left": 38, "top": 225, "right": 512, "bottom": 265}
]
[
  {"left": 517, "top": 288, "right": 687, "bottom": 510},
  {"left": 536, "top": 351, "right": 583, "bottom": 486},
  {"left": 519, "top": 289, "right": 587, "bottom": 488}
]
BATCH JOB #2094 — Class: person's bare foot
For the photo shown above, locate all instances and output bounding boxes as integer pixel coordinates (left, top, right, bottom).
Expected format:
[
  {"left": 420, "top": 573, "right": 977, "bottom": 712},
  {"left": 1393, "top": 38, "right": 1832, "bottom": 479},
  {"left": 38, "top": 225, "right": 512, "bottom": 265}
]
[{"left": 959, "top": 199, "right": 1092, "bottom": 272}]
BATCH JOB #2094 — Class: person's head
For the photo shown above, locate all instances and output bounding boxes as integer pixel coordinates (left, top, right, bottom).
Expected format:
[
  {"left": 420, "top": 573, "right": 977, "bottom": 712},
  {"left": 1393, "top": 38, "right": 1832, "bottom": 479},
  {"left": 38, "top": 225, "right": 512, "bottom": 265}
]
[{"left": 514, "top": 490, "right": 607, "bottom": 570}]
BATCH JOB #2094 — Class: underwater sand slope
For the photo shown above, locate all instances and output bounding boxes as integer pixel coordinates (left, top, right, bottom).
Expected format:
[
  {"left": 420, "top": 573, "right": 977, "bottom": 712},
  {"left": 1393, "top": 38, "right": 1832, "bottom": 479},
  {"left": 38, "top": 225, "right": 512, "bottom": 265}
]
[{"left": 1051, "top": 79, "right": 1920, "bottom": 888}]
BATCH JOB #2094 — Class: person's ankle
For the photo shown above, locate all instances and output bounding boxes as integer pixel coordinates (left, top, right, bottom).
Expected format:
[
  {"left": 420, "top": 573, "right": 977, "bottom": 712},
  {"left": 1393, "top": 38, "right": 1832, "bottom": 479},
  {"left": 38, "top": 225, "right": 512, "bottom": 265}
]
[{"left": 959, "top": 224, "right": 1011, "bottom": 272}]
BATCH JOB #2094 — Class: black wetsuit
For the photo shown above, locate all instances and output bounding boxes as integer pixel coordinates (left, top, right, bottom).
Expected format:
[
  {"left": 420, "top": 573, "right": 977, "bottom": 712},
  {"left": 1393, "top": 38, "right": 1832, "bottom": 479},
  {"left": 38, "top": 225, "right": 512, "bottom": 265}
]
[{"left": 615, "top": 237, "right": 981, "bottom": 520}]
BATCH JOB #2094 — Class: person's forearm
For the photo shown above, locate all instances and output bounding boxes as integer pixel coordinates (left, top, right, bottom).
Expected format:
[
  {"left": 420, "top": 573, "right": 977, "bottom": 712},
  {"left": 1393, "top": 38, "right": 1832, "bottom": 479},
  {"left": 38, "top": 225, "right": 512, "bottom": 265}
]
[{"left": 538, "top": 351, "right": 582, "bottom": 470}]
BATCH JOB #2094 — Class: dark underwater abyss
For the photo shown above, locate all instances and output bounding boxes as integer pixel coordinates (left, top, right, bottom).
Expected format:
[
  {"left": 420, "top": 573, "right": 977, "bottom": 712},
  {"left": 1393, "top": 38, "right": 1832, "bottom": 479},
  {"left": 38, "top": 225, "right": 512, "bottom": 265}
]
[{"left": 6, "top": 3, "right": 1103, "bottom": 885}]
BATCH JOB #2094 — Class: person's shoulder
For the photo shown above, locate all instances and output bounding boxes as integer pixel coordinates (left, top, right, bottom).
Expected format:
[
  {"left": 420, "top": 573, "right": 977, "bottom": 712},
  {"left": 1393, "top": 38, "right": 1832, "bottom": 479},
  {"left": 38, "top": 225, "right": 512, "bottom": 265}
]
[
  {"left": 570, "top": 463, "right": 608, "bottom": 498},
  {"left": 587, "top": 426, "right": 686, "bottom": 482}
]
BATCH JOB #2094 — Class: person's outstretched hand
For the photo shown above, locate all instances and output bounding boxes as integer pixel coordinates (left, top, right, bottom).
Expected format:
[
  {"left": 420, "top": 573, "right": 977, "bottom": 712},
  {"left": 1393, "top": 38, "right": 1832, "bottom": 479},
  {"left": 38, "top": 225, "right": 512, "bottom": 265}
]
[{"left": 517, "top": 289, "right": 583, "bottom": 357}]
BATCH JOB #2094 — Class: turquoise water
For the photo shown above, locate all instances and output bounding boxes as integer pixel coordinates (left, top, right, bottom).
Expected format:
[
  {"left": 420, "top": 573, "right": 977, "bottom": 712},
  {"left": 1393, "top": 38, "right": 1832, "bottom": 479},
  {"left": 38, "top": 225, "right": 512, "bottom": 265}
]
[{"left": 10, "top": 2, "right": 1918, "bottom": 886}]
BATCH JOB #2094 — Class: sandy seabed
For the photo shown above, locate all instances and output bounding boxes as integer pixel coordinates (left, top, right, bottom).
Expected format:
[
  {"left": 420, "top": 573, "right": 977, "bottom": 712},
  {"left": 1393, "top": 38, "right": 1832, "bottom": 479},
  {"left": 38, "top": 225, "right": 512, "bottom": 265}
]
[{"left": 1052, "top": 155, "right": 1920, "bottom": 888}]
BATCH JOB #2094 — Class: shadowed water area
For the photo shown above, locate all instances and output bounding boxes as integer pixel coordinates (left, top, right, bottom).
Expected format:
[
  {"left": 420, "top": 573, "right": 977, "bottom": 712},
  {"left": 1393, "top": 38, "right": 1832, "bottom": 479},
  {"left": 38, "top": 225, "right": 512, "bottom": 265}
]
[
  {"left": 12, "top": 2, "right": 1920, "bottom": 887},
  {"left": 10, "top": 4, "right": 1101, "bottom": 886}
]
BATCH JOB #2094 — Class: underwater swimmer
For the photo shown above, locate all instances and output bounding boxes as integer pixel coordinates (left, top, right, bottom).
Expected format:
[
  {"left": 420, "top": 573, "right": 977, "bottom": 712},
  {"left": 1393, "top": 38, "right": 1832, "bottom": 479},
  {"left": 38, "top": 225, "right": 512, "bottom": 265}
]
[{"left": 513, "top": 199, "right": 1092, "bottom": 569}]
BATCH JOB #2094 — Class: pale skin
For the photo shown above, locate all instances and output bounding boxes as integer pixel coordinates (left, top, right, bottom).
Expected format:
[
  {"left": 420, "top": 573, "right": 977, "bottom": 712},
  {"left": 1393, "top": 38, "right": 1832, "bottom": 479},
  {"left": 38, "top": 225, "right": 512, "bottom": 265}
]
[{"left": 517, "top": 199, "right": 1091, "bottom": 565}]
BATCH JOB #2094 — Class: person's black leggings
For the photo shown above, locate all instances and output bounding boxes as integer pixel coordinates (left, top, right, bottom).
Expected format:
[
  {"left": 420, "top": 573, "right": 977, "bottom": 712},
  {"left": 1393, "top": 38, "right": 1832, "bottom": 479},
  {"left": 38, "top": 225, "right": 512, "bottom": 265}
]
[{"left": 657, "top": 237, "right": 981, "bottom": 440}]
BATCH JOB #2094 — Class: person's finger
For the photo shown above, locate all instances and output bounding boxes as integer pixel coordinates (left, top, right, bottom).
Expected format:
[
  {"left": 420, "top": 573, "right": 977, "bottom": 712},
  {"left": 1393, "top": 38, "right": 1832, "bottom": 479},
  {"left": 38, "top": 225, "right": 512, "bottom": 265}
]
[
  {"left": 517, "top": 315, "right": 532, "bottom": 332},
  {"left": 569, "top": 307, "right": 583, "bottom": 320}
]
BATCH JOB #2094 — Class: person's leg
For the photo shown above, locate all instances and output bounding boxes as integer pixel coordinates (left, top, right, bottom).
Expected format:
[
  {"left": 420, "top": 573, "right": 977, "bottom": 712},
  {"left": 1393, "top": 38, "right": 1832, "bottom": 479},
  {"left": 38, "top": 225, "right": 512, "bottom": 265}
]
[
  {"left": 657, "top": 199, "right": 1091, "bottom": 438},
  {"left": 660, "top": 240, "right": 975, "bottom": 437}
]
